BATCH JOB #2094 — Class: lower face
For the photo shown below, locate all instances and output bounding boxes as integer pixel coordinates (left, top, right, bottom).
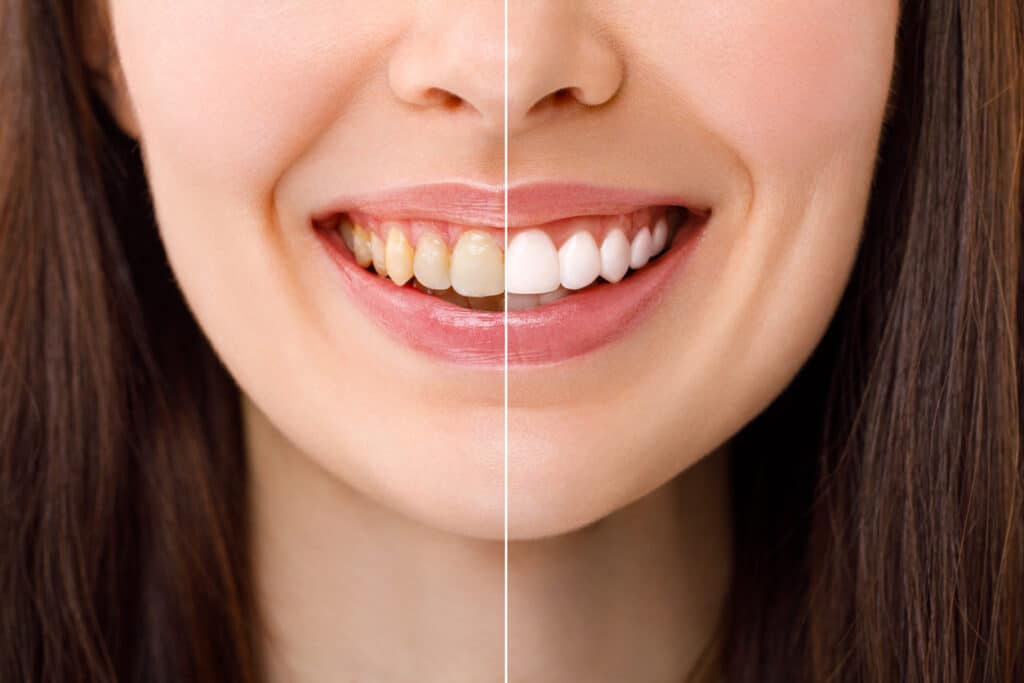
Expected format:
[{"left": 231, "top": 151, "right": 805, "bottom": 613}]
[{"left": 107, "top": 0, "right": 899, "bottom": 539}]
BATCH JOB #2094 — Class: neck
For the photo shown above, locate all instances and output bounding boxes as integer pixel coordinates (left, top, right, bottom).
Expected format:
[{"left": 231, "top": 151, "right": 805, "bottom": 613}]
[{"left": 247, "top": 398, "right": 732, "bottom": 683}]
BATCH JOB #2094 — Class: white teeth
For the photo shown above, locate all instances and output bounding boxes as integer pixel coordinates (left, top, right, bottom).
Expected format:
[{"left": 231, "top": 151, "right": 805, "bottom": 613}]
[
  {"left": 558, "top": 231, "right": 601, "bottom": 290},
  {"left": 450, "top": 230, "right": 504, "bottom": 297},
  {"left": 651, "top": 217, "right": 669, "bottom": 254},
  {"left": 629, "top": 227, "right": 653, "bottom": 270},
  {"left": 506, "top": 229, "right": 560, "bottom": 294},
  {"left": 599, "top": 229, "right": 631, "bottom": 283}
]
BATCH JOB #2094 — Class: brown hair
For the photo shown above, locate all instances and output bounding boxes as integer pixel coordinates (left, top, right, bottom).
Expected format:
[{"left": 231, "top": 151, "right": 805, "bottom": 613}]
[
  {"left": 727, "top": 1, "right": 1024, "bottom": 681},
  {"left": 0, "top": 1, "right": 260, "bottom": 681},
  {"left": 0, "top": 1, "right": 1021, "bottom": 682}
]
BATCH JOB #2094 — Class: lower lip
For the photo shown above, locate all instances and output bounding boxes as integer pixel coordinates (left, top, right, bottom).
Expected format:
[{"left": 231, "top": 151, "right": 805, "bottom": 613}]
[{"left": 315, "top": 221, "right": 704, "bottom": 367}]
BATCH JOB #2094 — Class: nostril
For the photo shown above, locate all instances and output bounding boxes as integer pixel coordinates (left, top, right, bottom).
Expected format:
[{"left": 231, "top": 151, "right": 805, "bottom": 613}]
[
  {"left": 422, "top": 87, "right": 469, "bottom": 111},
  {"left": 526, "top": 86, "right": 585, "bottom": 117}
]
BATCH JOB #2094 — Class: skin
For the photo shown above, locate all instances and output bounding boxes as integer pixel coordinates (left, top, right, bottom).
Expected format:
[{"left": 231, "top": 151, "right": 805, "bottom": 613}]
[{"left": 96, "top": 0, "right": 898, "bottom": 680}]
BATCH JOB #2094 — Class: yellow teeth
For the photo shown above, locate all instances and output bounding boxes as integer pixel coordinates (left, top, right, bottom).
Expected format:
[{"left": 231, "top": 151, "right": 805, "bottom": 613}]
[
  {"left": 351, "top": 225, "right": 373, "bottom": 268},
  {"left": 450, "top": 230, "right": 504, "bottom": 297},
  {"left": 413, "top": 231, "right": 451, "bottom": 290},
  {"left": 370, "top": 232, "right": 387, "bottom": 276},
  {"left": 384, "top": 226, "right": 414, "bottom": 286}
]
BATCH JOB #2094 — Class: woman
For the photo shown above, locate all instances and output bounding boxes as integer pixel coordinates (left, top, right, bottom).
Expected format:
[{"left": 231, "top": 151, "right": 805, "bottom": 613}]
[{"left": 1, "top": 1, "right": 1021, "bottom": 681}]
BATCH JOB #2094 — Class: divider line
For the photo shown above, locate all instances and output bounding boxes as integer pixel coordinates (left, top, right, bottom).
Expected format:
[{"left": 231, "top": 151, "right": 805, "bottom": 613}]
[{"left": 503, "top": 0, "right": 510, "bottom": 681}]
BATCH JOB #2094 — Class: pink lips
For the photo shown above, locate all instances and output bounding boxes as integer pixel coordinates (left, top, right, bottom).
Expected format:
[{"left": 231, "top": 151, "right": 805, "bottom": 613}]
[{"left": 313, "top": 182, "right": 707, "bottom": 366}]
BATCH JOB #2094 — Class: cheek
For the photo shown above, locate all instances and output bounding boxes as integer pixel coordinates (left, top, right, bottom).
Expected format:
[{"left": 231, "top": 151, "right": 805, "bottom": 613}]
[
  {"left": 108, "top": 2, "right": 400, "bottom": 195},
  {"left": 644, "top": 0, "right": 899, "bottom": 176}
]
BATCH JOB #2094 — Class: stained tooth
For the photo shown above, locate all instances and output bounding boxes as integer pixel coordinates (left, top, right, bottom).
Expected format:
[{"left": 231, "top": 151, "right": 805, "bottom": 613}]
[
  {"left": 413, "top": 231, "right": 451, "bottom": 290},
  {"left": 384, "top": 226, "right": 414, "bottom": 286},
  {"left": 506, "top": 229, "right": 560, "bottom": 294},
  {"left": 600, "top": 229, "right": 631, "bottom": 283},
  {"left": 558, "top": 231, "right": 601, "bottom": 290},
  {"left": 538, "top": 287, "right": 571, "bottom": 305},
  {"left": 370, "top": 232, "right": 387, "bottom": 276},
  {"left": 630, "top": 227, "right": 653, "bottom": 270},
  {"left": 651, "top": 217, "right": 669, "bottom": 254},
  {"left": 450, "top": 230, "right": 504, "bottom": 297},
  {"left": 352, "top": 225, "right": 374, "bottom": 268},
  {"left": 507, "top": 293, "right": 540, "bottom": 311},
  {"left": 339, "top": 221, "right": 355, "bottom": 252}
]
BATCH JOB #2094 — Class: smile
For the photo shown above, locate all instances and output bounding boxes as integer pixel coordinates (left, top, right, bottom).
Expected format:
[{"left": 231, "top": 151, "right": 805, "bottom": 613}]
[{"left": 312, "top": 183, "right": 709, "bottom": 366}]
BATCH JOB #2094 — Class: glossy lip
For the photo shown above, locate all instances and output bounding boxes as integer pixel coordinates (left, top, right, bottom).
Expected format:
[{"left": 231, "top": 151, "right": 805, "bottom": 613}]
[
  {"left": 312, "top": 181, "right": 709, "bottom": 367},
  {"left": 312, "top": 181, "right": 711, "bottom": 229}
]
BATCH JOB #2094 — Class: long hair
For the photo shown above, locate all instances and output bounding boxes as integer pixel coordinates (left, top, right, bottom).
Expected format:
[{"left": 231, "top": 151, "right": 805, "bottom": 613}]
[
  {"left": 728, "top": 1, "right": 1024, "bottom": 681},
  {"left": 1, "top": 1, "right": 1021, "bottom": 682},
  {"left": 0, "top": 1, "right": 259, "bottom": 681}
]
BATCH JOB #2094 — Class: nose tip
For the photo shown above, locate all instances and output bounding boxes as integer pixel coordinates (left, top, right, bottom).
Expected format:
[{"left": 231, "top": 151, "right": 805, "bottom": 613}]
[{"left": 387, "top": 4, "right": 623, "bottom": 137}]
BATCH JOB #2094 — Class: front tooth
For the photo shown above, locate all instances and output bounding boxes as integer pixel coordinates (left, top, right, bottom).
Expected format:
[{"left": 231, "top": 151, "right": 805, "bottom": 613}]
[
  {"left": 651, "top": 217, "right": 669, "bottom": 254},
  {"left": 450, "top": 230, "right": 504, "bottom": 297},
  {"left": 558, "top": 231, "right": 601, "bottom": 290},
  {"left": 370, "top": 232, "right": 387, "bottom": 276},
  {"left": 384, "top": 226, "right": 414, "bottom": 286},
  {"left": 506, "top": 229, "right": 560, "bottom": 294},
  {"left": 413, "top": 231, "right": 452, "bottom": 290},
  {"left": 600, "top": 229, "right": 631, "bottom": 283},
  {"left": 352, "top": 225, "right": 374, "bottom": 268},
  {"left": 630, "top": 227, "right": 653, "bottom": 270}
]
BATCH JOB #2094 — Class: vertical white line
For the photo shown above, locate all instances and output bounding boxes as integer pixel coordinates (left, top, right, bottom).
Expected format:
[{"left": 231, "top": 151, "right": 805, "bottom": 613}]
[
  {"left": 503, "top": 0, "right": 510, "bottom": 679},
  {"left": 499, "top": 0, "right": 507, "bottom": 679}
]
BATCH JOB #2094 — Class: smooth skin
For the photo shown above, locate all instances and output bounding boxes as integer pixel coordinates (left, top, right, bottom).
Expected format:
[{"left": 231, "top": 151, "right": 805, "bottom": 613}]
[{"left": 94, "top": 1, "right": 898, "bottom": 681}]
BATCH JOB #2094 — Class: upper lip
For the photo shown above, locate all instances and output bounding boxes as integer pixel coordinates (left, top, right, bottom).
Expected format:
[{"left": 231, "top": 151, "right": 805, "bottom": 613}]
[{"left": 312, "top": 182, "right": 711, "bottom": 229}]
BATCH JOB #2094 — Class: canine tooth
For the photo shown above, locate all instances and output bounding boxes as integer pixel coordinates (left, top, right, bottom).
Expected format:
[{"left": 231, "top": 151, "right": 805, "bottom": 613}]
[
  {"left": 506, "top": 229, "right": 560, "bottom": 294},
  {"left": 538, "top": 287, "right": 571, "bottom": 305},
  {"left": 651, "top": 217, "right": 669, "bottom": 254},
  {"left": 413, "top": 232, "right": 452, "bottom": 290},
  {"left": 507, "top": 293, "right": 540, "bottom": 311},
  {"left": 600, "top": 229, "right": 631, "bottom": 283},
  {"left": 558, "top": 231, "right": 601, "bottom": 290},
  {"left": 385, "top": 226, "right": 414, "bottom": 286},
  {"left": 370, "top": 232, "right": 387, "bottom": 276},
  {"left": 630, "top": 227, "right": 653, "bottom": 270},
  {"left": 450, "top": 230, "right": 504, "bottom": 297},
  {"left": 352, "top": 225, "right": 374, "bottom": 268}
]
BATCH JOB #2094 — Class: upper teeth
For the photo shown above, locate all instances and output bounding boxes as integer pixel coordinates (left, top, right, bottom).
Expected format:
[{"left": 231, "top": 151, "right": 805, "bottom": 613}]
[{"left": 337, "top": 212, "right": 678, "bottom": 300}]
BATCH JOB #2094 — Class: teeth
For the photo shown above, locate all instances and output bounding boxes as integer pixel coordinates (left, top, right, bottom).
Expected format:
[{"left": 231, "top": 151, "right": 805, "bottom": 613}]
[
  {"left": 384, "top": 225, "right": 414, "bottom": 286},
  {"left": 335, "top": 208, "right": 682, "bottom": 310},
  {"left": 506, "top": 229, "right": 560, "bottom": 294},
  {"left": 413, "top": 231, "right": 452, "bottom": 290},
  {"left": 370, "top": 232, "right": 387, "bottom": 276},
  {"left": 651, "top": 217, "right": 669, "bottom": 254},
  {"left": 599, "top": 229, "right": 631, "bottom": 283},
  {"left": 450, "top": 230, "right": 504, "bottom": 297},
  {"left": 352, "top": 225, "right": 374, "bottom": 268},
  {"left": 558, "top": 231, "right": 601, "bottom": 290},
  {"left": 629, "top": 226, "right": 653, "bottom": 270}
]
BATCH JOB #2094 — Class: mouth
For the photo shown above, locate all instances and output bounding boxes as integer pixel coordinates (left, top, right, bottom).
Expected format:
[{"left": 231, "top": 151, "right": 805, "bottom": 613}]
[{"left": 312, "top": 183, "right": 709, "bottom": 366}]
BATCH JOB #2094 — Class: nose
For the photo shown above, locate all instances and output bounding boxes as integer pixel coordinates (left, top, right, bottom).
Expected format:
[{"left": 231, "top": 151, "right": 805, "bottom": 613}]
[{"left": 388, "top": 2, "right": 623, "bottom": 137}]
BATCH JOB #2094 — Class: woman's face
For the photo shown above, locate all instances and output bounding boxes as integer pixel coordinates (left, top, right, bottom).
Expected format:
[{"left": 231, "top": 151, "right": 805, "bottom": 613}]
[{"left": 105, "top": 1, "right": 898, "bottom": 539}]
